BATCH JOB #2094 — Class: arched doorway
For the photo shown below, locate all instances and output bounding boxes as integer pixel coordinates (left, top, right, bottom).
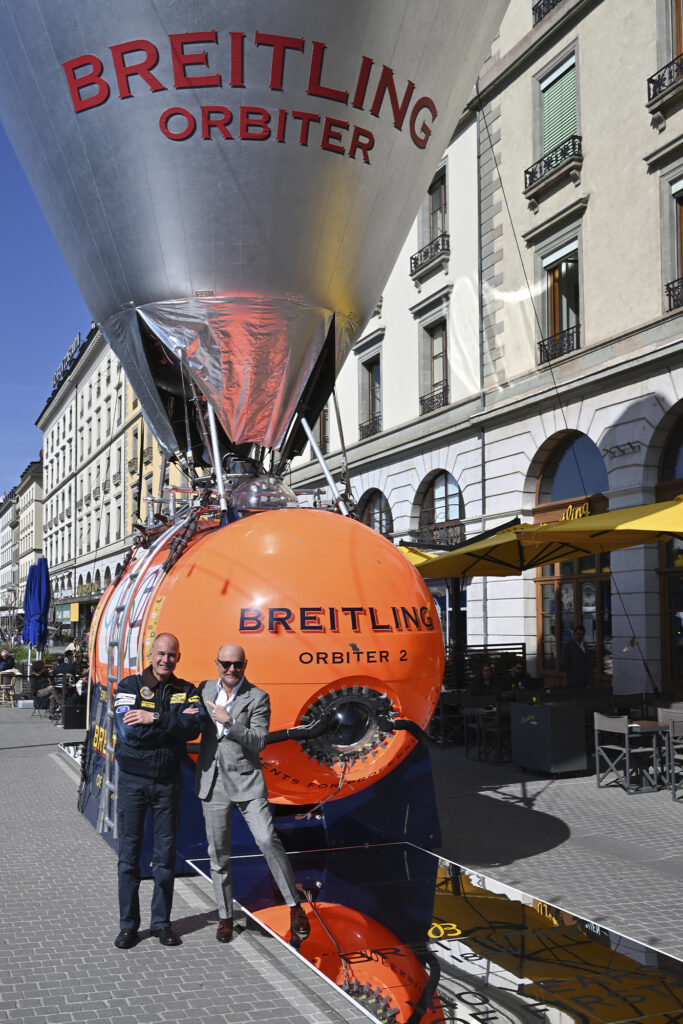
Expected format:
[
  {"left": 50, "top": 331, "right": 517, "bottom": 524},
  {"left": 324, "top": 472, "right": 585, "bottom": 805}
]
[
  {"left": 657, "top": 416, "right": 683, "bottom": 695},
  {"left": 533, "top": 433, "right": 611, "bottom": 686}
]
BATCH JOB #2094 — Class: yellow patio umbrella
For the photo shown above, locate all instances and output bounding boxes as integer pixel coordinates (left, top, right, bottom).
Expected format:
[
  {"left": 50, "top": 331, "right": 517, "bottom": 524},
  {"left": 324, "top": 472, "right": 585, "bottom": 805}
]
[
  {"left": 398, "top": 545, "right": 440, "bottom": 567},
  {"left": 418, "top": 495, "right": 683, "bottom": 579}
]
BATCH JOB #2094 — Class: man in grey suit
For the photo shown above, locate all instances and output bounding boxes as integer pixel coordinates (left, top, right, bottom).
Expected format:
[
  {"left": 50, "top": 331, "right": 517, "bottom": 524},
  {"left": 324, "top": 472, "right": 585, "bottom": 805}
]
[{"left": 188, "top": 642, "right": 310, "bottom": 944}]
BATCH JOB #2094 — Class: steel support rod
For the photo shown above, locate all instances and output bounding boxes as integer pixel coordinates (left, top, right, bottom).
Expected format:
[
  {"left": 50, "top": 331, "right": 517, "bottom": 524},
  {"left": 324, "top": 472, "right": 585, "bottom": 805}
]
[
  {"left": 300, "top": 416, "right": 349, "bottom": 516},
  {"left": 206, "top": 405, "right": 229, "bottom": 515}
]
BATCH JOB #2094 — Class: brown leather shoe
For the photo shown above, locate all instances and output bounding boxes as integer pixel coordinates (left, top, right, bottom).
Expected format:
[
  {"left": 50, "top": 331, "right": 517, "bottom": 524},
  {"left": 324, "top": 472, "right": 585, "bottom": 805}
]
[
  {"left": 290, "top": 903, "right": 310, "bottom": 942},
  {"left": 216, "top": 918, "right": 233, "bottom": 943}
]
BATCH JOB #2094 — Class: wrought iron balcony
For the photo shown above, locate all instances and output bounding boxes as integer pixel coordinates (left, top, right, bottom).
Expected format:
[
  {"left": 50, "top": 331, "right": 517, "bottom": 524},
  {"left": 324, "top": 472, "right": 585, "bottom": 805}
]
[
  {"left": 665, "top": 276, "right": 683, "bottom": 311},
  {"left": 76, "top": 498, "right": 83, "bottom": 510},
  {"left": 532, "top": 0, "right": 564, "bottom": 25},
  {"left": 359, "top": 413, "right": 382, "bottom": 439},
  {"left": 113, "top": 472, "right": 121, "bottom": 486},
  {"left": 525, "top": 135, "right": 582, "bottom": 191},
  {"left": 419, "top": 383, "right": 449, "bottom": 416},
  {"left": 143, "top": 445, "right": 153, "bottom": 466},
  {"left": 92, "top": 485, "right": 100, "bottom": 500},
  {"left": 64, "top": 507, "right": 71, "bottom": 517},
  {"left": 128, "top": 457, "right": 138, "bottom": 474},
  {"left": 103, "top": 479, "right": 111, "bottom": 493},
  {"left": 410, "top": 233, "right": 450, "bottom": 277},
  {"left": 648, "top": 54, "right": 683, "bottom": 103},
  {"left": 538, "top": 323, "right": 580, "bottom": 363},
  {"left": 414, "top": 520, "right": 464, "bottom": 549},
  {"left": 84, "top": 492, "right": 91, "bottom": 505}
]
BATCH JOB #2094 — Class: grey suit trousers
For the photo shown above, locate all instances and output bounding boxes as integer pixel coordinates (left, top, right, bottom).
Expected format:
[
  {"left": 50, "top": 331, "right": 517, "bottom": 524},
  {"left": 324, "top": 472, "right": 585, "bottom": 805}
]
[{"left": 201, "top": 769, "right": 299, "bottom": 919}]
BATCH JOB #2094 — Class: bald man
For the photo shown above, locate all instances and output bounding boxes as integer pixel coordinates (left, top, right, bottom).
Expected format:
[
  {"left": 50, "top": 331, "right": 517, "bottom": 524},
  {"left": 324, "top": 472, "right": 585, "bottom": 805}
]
[
  {"left": 113, "top": 633, "right": 200, "bottom": 950},
  {"left": 191, "top": 643, "right": 309, "bottom": 945}
]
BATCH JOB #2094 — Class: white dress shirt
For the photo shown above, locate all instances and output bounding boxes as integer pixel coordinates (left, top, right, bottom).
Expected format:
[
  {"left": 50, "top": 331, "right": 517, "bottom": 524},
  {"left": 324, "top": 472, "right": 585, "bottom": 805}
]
[{"left": 213, "top": 678, "right": 243, "bottom": 739}]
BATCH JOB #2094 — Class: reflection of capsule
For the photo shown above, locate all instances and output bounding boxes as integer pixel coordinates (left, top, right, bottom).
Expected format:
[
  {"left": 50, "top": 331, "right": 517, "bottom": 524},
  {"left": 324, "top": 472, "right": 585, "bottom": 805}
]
[
  {"left": 90, "top": 508, "right": 443, "bottom": 804},
  {"left": 254, "top": 901, "right": 443, "bottom": 1024}
]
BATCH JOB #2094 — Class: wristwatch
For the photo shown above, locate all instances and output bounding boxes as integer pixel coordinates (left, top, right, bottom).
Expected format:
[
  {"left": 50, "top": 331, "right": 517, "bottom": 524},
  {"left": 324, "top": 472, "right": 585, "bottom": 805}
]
[{"left": 151, "top": 712, "right": 160, "bottom": 724}]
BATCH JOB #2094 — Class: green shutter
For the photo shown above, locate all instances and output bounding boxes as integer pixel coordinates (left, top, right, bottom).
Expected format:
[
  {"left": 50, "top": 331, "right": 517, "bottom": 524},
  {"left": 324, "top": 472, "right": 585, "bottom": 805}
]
[{"left": 543, "top": 64, "right": 576, "bottom": 153}]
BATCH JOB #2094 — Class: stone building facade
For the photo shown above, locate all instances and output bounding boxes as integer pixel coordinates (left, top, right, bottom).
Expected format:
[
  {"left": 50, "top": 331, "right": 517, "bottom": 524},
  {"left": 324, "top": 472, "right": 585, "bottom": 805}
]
[{"left": 290, "top": 0, "right": 683, "bottom": 697}]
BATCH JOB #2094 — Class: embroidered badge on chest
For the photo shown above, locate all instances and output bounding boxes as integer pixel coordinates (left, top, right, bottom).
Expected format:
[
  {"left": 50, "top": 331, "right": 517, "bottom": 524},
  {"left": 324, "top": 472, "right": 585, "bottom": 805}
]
[{"left": 140, "top": 686, "right": 154, "bottom": 700}]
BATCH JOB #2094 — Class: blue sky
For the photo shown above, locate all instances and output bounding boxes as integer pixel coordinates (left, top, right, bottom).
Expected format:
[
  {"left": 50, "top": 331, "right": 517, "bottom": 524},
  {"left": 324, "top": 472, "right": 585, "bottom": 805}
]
[{"left": 0, "top": 123, "right": 91, "bottom": 494}]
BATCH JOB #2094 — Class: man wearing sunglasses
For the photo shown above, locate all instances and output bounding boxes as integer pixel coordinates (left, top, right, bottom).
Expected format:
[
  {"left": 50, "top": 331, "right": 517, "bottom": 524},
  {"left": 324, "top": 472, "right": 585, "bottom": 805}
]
[{"left": 190, "top": 642, "right": 310, "bottom": 945}]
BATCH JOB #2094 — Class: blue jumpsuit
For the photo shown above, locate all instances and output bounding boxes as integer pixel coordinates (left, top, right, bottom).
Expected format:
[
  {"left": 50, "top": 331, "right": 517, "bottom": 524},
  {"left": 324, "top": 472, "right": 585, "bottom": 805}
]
[{"left": 113, "top": 668, "right": 200, "bottom": 932}]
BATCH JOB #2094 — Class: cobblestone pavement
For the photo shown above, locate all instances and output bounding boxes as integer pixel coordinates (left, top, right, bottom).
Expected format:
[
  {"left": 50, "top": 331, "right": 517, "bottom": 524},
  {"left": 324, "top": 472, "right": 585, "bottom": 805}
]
[
  {"left": 431, "top": 744, "right": 683, "bottom": 959},
  {"left": 3, "top": 709, "right": 683, "bottom": 1024},
  {"left": 0, "top": 709, "right": 366, "bottom": 1024}
]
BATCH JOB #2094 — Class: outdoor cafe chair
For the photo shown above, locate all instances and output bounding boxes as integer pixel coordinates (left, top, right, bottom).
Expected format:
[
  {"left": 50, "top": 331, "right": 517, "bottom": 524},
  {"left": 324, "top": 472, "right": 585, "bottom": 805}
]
[
  {"left": 594, "top": 712, "right": 662, "bottom": 794},
  {"left": 0, "top": 669, "right": 16, "bottom": 707},
  {"left": 656, "top": 709, "right": 683, "bottom": 801}
]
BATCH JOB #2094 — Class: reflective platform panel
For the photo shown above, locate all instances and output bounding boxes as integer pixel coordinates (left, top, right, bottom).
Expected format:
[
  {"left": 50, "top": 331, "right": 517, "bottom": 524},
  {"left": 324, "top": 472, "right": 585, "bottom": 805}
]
[{"left": 189, "top": 843, "right": 683, "bottom": 1024}]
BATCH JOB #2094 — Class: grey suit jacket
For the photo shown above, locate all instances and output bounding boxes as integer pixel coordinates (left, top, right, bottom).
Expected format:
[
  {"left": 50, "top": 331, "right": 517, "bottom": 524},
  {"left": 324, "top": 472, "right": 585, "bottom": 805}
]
[{"left": 194, "top": 677, "right": 270, "bottom": 802}]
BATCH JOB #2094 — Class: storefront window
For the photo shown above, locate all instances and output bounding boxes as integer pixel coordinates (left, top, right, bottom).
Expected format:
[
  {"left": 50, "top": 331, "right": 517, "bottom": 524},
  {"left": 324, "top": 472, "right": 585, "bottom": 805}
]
[
  {"left": 658, "top": 418, "right": 683, "bottom": 695},
  {"left": 535, "top": 433, "right": 610, "bottom": 685},
  {"left": 539, "top": 555, "right": 612, "bottom": 679}
]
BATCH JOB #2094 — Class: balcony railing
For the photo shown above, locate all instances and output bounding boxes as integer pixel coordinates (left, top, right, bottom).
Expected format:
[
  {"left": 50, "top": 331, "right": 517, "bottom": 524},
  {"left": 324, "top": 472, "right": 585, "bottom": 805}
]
[
  {"left": 532, "top": 0, "right": 564, "bottom": 25},
  {"left": 524, "top": 135, "right": 582, "bottom": 191},
  {"left": 103, "top": 479, "right": 111, "bottom": 493},
  {"left": 76, "top": 498, "right": 83, "bottom": 510},
  {"left": 414, "top": 519, "right": 465, "bottom": 549},
  {"left": 113, "top": 471, "right": 121, "bottom": 486},
  {"left": 538, "top": 323, "right": 580, "bottom": 363},
  {"left": 128, "top": 458, "right": 138, "bottom": 474},
  {"left": 648, "top": 54, "right": 683, "bottom": 103},
  {"left": 359, "top": 413, "right": 382, "bottom": 439},
  {"left": 410, "top": 233, "right": 450, "bottom": 277},
  {"left": 84, "top": 492, "right": 91, "bottom": 505},
  {"left": 142, "top": 445, "right": 153, "bottom": 466},
  {"left": 92, "top": 485, "right": 100, "bottom": 500},
  {"left": 419, "top": 383, "right": 449, "bottom": 416},
  {"left": 666, "top": 276, "right": 683, "bottom": 311}
]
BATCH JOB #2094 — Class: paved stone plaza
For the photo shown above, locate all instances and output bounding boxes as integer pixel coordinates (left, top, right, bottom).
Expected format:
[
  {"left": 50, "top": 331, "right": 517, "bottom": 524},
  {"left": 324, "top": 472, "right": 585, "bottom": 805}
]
[{"left": 2, "top": 706, "right": 683, "bottom": 1023}]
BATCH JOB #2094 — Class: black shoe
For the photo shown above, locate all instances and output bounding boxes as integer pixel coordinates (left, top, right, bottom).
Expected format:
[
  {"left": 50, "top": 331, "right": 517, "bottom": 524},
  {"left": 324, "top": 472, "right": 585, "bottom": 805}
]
[
  {"left": 114, "top": 929, "right": 138, "bottom": 949},
  {"left": 290, "top": 903, "right": 310, "bottom": 942},
  {"left": 151, "top": 925, "right": 181, "bottom": 946}
]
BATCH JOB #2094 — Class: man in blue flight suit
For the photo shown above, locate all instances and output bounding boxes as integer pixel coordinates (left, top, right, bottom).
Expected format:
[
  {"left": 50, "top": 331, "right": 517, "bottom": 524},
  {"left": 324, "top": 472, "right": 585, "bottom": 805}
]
[{"left": 113, "top": 632, "right": 200, "bottom": 949}]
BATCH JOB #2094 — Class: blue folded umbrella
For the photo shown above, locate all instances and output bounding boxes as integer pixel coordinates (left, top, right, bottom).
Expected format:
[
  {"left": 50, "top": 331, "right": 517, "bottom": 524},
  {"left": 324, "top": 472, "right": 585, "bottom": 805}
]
[{"left": 22, "top": 558, "right": 51, "bottom": 647}]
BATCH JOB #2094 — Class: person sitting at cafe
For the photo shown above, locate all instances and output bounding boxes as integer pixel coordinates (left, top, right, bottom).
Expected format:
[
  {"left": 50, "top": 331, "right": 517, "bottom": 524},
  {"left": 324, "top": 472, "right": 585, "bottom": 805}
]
[
  {"left": 51, "top": 655, "right": 68, "bottom": 683},
  {"left": 501, "top": 660, "right": 534, "bottom": 690},
  {"left": 0, "top": 649, "right": 15, "bottom": 672},
  {"left": 63, "top": 651, "right": 84, "bottom": 679},
  {"left": 31, "top": 660, "right": 54, "bottom": 711},
  {"left": 467, "top": 663, "right": 500, "bottom": 702}
]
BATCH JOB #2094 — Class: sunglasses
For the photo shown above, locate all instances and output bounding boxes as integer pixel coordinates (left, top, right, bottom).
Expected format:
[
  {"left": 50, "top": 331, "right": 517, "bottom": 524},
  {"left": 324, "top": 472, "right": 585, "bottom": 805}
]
[{"left": 217, "top": 659, "right": 244, "bottom": 670}]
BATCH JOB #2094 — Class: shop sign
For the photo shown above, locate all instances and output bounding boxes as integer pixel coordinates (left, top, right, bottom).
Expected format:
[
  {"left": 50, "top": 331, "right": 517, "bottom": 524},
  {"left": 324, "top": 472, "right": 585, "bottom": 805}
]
[
  {"left": 76, "top": 582, "right": 102, "bottom": 597},
  {"left": 560, "top": 501, "right": 590, "bottom": 521}
]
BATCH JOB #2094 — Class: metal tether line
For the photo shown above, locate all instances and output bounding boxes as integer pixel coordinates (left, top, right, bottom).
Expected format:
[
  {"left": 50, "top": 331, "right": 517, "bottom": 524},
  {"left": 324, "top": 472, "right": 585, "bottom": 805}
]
[{"left": 475, "top": 80, "right": 658, "bottom": 694}]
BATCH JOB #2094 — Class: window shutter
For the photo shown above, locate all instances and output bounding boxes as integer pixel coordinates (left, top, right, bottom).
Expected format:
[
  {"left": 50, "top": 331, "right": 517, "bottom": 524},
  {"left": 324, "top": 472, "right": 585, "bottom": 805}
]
[{"left": 542, "top": 63, "right": 576, "bottom": 153}]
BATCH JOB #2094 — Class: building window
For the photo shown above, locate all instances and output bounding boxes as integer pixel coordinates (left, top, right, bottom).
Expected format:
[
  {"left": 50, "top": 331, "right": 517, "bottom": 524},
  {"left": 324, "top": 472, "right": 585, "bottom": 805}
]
[
  {"left": 665, "top": 178, "right": 683, "bottom": 310},
  {"left": 411, "top": 169, "right": 450, "bottom": 278},
  {"left": 429, "top": 173, "right": 446, "bottom": 241},
  {"left": 419, "top": 321, "right": 449, "bottom": 414},
  {"left": 542, "top": 56, "right": 577, "bottom": 154},
  {"left": 539, "top": 240, "right": 580, "bottom": 362},
  {"left": 311, "top": 406, "right": 329, "bottom": 456},
  {"left": 359, "top": 356, "right": 382, "bottom": 439},
  {"left": 359, "top": 490, "right": 393, "bottom": 535},
  {"left": 525, "top": 53, "right": 581, "bottom": 202},
  {"left": 417, "top": 471, "right": 463, "bottom": 547}
]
